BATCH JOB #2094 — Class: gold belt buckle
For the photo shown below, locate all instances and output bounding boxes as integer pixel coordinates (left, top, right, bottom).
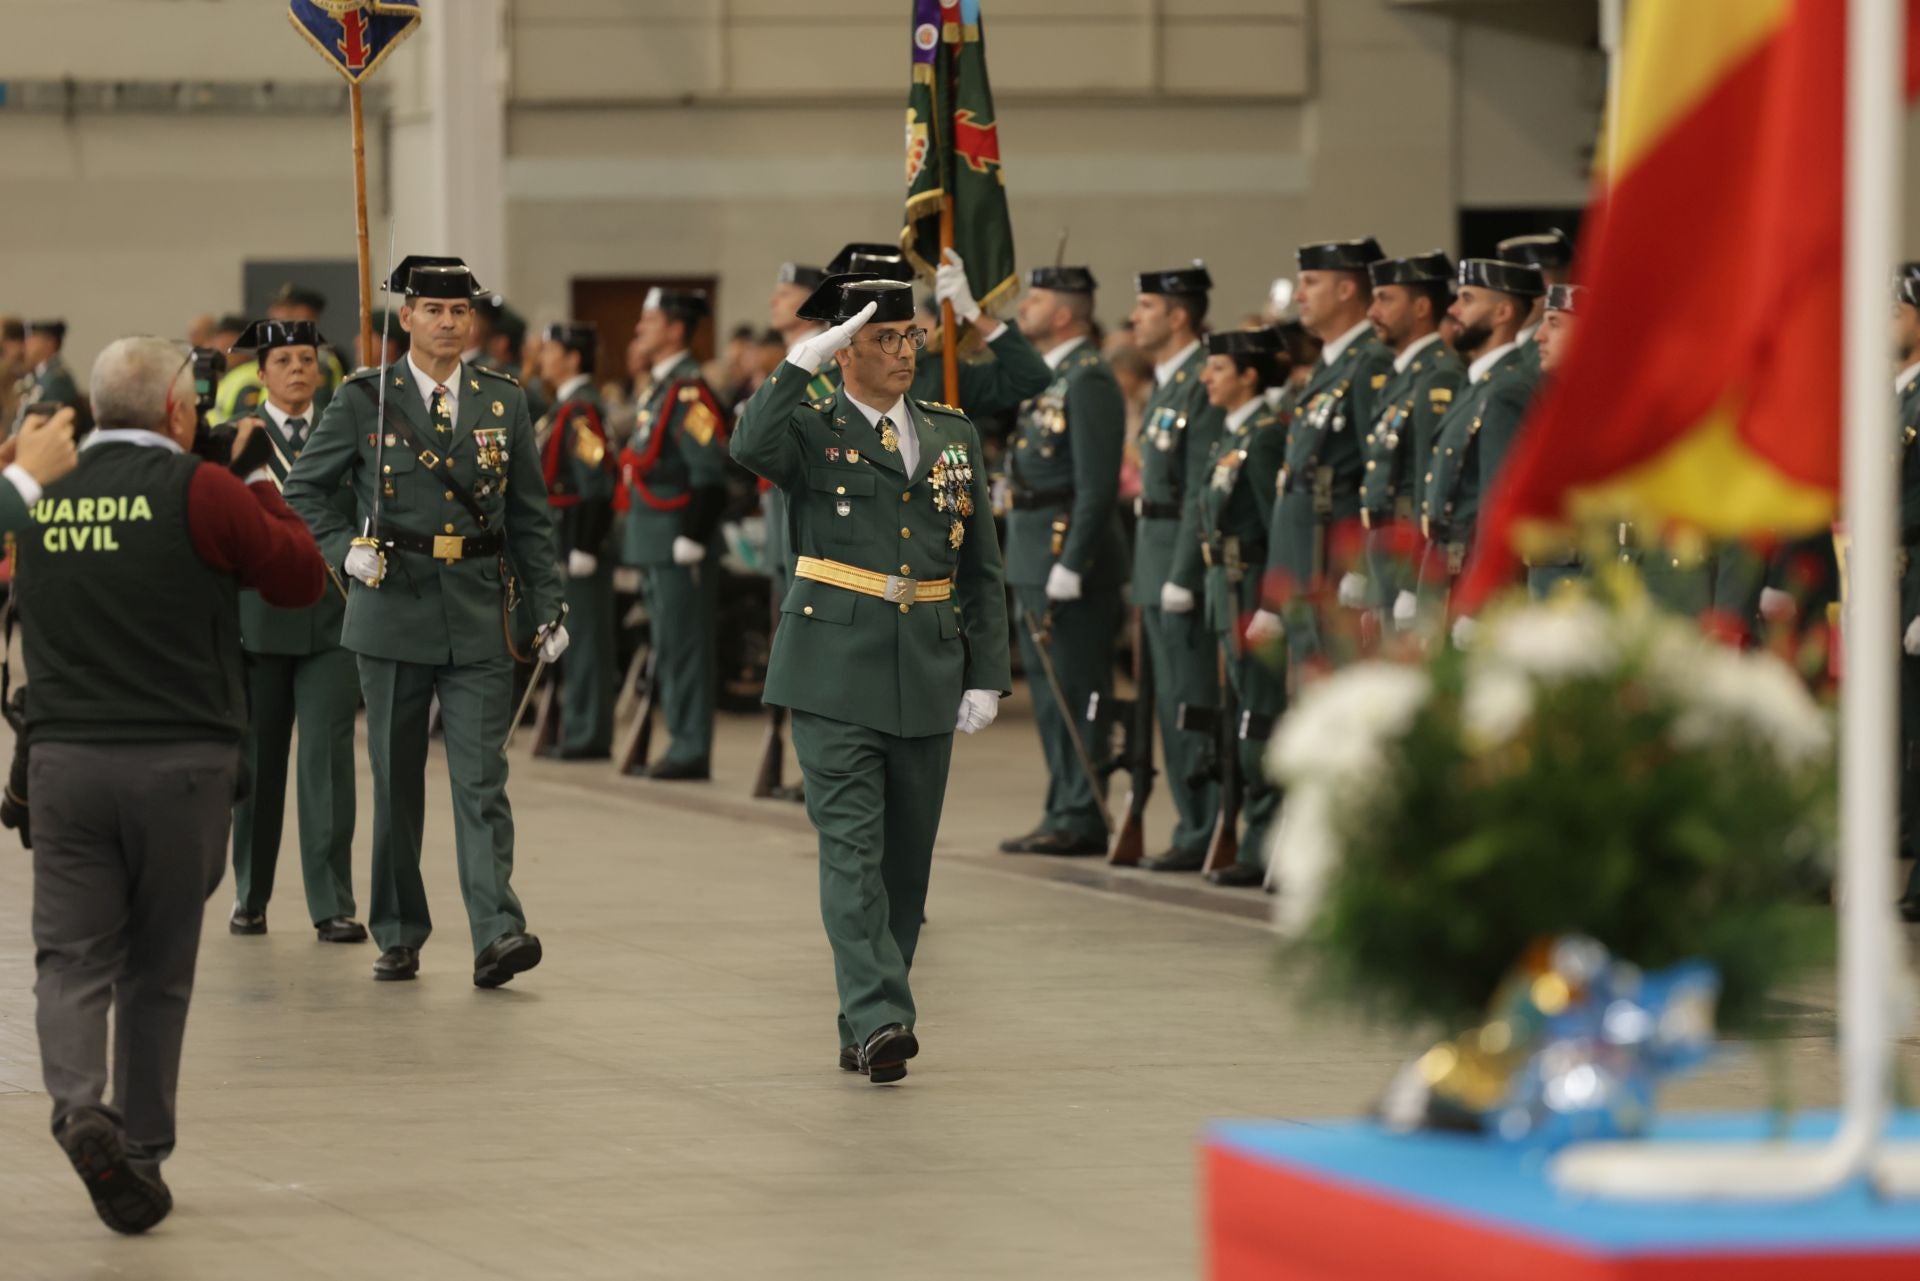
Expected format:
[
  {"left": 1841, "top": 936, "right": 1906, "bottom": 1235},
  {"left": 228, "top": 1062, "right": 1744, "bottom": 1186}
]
[
  {"left": 433, "top": 534, "right": 463, "bottom": 563},
  {"left": 883, "top": 573, "right": 917, "bottom": 604}
]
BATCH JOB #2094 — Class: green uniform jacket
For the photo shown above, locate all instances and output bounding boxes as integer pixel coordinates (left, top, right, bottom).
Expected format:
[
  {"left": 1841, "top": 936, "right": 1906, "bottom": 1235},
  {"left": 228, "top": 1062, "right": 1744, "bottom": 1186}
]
[
  {"left": 540, "top": 384, "right": 617, "bottom": 556},
  {"left": 1901, "top": 374, "right": 1920, "bottom": 622},
  {"left": 1003, "top": 339, "right": 1128, "bottom": 588},
  {"left": 1132, "top": 344, "right": 1223, "bottom": 600},
  {"left": 910, "top": 323, "right": 1051, "bottom": 417},
  {"left": 283, "top": 360, "right": 564, "bottom": 667},
  {"left": 1268, "top": 331, "right": 1396, "bottom": 585},
  {"left": 1358, "top": 336, "right": 1466, "bottom": 520},
  {"left": 1420, "top": 344, "right": 1539, "bottom": 547},
  {"left": 240, "top": 408, "right": 354, "bottom": 656},
  {"left": 732, "top": 361, "right": 1012, "bottom": 739},
  {"left": 618, "top": 353, "right": 730, "bottom": 566},
  {"left": 12, "top": 357, "right": 82, "bottom": 429},
  {"left": 1200, "top": 403, "right": 1288, "bottom": 635}
]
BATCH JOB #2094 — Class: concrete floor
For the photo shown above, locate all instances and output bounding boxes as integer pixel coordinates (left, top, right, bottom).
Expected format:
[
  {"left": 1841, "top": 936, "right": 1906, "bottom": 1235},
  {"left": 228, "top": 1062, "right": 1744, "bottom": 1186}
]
[{"left": 0, "top": 689, "right": 1908, "bottom": 1278}]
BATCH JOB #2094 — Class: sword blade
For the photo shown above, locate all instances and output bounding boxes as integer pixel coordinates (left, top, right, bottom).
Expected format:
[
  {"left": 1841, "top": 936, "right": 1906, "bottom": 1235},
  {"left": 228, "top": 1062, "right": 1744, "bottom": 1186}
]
[{"left": 501, "top": 656, "right": 549, "bottom": 758}]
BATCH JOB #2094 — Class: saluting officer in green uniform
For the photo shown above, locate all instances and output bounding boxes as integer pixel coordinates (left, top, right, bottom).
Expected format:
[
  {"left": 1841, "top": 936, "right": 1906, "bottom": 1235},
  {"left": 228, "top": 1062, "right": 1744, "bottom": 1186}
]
[
  {"left": 1418, "top": 258, "right": 1543, "bottom": 613},
  {"left": 1894, "top": 275, "right": 1920, "bottom": 920},
  {"left": 1358, "top": 251, "right": 1466, "bottom": 627},
  {"left": 11, "top": 321, "right": 83, "bottom": 430},
  {"left": 616, "top": 287, "right": 730, "bottom": 781},
  {"left": 226, "top": 320, "right": 366, "bottom": 944},
  {"left": 1128, "top": 263, "right": 1224, "bottom": 873},
  {"left": 1196, "top": 329, "right": 1290, "bottom": 889},
  {"left": 285, "top": 256, "right": 567, "bottom": 988},
  {"left": 733, "top": 275, "right": 1010, "bottom": 1084},
  {"left": 997, "top": 265, "right": 1127, "bottom": 858},
  {"left": 536, "top": 322, "right": 619, "bottom": 759},
  {"left": 1496, "top": 228, "right": 1574, "bottom": 378},
  {"left": 1247, "top": 239, "right": 1395, "bottom": 663}
]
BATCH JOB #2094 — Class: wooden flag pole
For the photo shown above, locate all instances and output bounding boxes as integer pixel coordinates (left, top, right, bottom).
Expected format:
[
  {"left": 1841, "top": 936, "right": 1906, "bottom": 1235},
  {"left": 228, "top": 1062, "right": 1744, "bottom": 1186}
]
[
  {"left": 349, "top": 81, "right": 376, "bottom": 369},
  {"left": 939, "top": 193, "right": 961, "bottom": 406}
]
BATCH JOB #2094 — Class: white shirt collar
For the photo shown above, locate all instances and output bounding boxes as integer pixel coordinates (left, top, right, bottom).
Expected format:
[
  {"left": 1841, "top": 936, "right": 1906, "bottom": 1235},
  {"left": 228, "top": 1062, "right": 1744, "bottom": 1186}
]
[
  {"left": 1897, "top": 362, "right": 1920, "bottom": 397},
  {"left": 1224, "top": 398, "right": 1264, "bottom": 434},
  {"left": 262, "top": 398, "right": 314, "bottom": 432},
  {"left": 1393, "top": 331, "right": 1444, "bottom": 374},
  {"left": 652, "top": 351, "right": 692, "bottom": 386},
  {"left": 1154, "top": 339, "right": 1202, "bottom": 388},
  {"left": 845, "top": 391, "right": 908, "bottom": 431},
  {"left": 845, "top": 391, "right": 918, "bottom": 473},
  {"left": 1320, "top": 319, "right": 1374, "bottom": 367},
  {"left": 1043, "top": 335, "right": 1089, "bottom": 370},
  {"left": 1518, "top": 321, "right": 1541, "bottom": 345},
  {"left": 1468, "top": 341, "right": 1519, "bottom": 384},
  {"left": 557, "top": 374, "right": 593, "bottom": 402},
  {"left": 83, "top": 428, "right": 183, "bottom": 455},
  {"left": 408, "top": 353, "right": 462, "bottom": 417}
]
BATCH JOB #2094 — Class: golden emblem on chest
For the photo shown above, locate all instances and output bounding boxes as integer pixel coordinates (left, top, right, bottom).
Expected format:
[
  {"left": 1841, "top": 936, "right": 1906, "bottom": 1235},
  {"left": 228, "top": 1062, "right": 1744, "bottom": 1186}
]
[
  {"left": 949, "top": 520, "right": 965, "bottom": 549},
  {"left": 879, "top": 421, "right": 901, "bottom": 453}
]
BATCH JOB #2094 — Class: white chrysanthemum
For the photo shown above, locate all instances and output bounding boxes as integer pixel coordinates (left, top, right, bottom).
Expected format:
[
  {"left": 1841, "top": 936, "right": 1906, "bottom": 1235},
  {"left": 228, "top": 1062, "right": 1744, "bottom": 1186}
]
[
  {"left": 1670, "top": 643, "right": 1831, "bottom": 767},
  {"left": 1461, "top": 665, "right": 1535, "bottom": 746},
  {"left": 1268, "top": 661, "right": 1431, "bottom": 786},
  {"left": 1268, "top": 783, "right": 1337, "bottom": 938},
  {"left": 1479, "top": 597, "right": 1619, "bottom": 679}
]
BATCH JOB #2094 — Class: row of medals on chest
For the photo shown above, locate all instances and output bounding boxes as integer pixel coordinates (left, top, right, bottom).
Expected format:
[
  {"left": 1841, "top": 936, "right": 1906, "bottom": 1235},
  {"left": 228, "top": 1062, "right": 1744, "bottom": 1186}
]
[
  {"left": 828, "top": 429, "right": 974, "bottom": 550},
  {"left": 380, "top": 377, "right": 509, "bottom": 499}
]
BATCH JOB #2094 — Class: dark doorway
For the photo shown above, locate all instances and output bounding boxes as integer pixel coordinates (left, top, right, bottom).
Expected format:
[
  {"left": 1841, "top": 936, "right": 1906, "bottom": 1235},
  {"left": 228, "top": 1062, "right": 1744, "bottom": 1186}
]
[{"left": 569, "top": 276, "right": 719, "bottom": 392}]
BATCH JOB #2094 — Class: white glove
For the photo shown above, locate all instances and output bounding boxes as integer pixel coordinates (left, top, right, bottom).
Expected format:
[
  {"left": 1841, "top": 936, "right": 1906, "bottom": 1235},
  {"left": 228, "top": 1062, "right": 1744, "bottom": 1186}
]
[
  {"left": 538, "top": 623, "right": 571, "bottom": 664},
  {"left": 1045, "top": 563, "right": 1083, "bottom": 602},
  {"left": 786, "top": 301, "right": 877, "bottom": 374},
  {"left": 345, "top": 544, "right": 384, "bottom": 587},
  {"left": 955, "top": 689, "right": 1001, "bottom": 734},
  {"left": 1337, "top": 572, "right": 1369, "bottom": 610},
  {"left": 935, "top": 248, "right": 983, "bottom": 324},
  {"left": 1246, "top": 609, "right": 1285, "bottom": 645},
  {"left": 1905, "top": 617, "right": 1920, "bottom": 657},
  {"left": 1760, "top": 586, "right": 1796, "bottom": 622},
  {"left": 1392, "top": 590, "right": 1418, "bottom": 628},
  {"left": 567, "top": 550, "right": 599, "bottom": 578},
  {"left": 672, "top": 536, "right": 707, "bottom": 567},
  {"left": 1451, "top": 615, "right": 1477, "bottom": 648},
  {"left": 1159, "top": 582, "right": 1196, "bottom": 614}
]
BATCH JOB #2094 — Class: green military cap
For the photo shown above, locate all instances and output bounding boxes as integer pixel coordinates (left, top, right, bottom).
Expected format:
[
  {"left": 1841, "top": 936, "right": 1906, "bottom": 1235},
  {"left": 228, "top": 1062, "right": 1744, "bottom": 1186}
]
[
  {"left": 779, "top": 262, "right": 828, "bottom": 288},
  {"left": 1296, "top": 238, "right": 1384, "bottom": 272},
  {"left": 798, "top": 274, "right": 914, "bottom": 324},
  {"left": 232, "top": 318, "right": 321, "bottom": 354},
  {"left": 1135, "top": 261, "right": 1212, "bottom": 294},
  {"left": 1275, "top": 319, "right": 1320, "bottom": 366},
  {"left": 1027, "top": 265, "right": 1097, "bottom": 293},
  {"left": 1458, "top": 258, "right": 1545, "bottom": 298},
  {"left": 826, "top": 242, "right": 915, "bottom": 283},
  {"left": 385, "top": 255, "right": 487, "bottom": 299},
  {"left": 544, "top": 321, "right": 597, "bottom": 353},
  {"left": 643, "top": 286, "right": 711, "bottom": 322},
  {"left": 1497, "top": 228, "right": 1575, "bottom": 270},
  {"left": 1368, "top": 250, "right": 1454, "bottom": 288},
  {"left": 1206, "top": 327, "right": 1285, "bottom": 358},
  {"left": 27, "top": 319, "right": 67, "bottom": 341},
  {"left": 494, "top": 304, "right": 528, "bottom": 344},
  {"left": 1546, "top": 283, "right": 1584, "bottom": 314},
  {"left": 272, "top": 282, "right": 328, "bottom": 312}
]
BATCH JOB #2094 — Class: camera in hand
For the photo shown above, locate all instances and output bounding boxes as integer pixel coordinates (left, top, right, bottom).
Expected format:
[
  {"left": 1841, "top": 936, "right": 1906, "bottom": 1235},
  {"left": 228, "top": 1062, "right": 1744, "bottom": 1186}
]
[{"left": 184, "top": 347, "right": 275, "bottom": 477}]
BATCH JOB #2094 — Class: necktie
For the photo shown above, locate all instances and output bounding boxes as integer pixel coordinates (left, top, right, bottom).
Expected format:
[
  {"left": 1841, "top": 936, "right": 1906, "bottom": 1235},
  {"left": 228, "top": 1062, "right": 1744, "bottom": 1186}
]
[
  {"left": 876, "top": 414, "right": 900, "bottom": 455},
  {"left": 285, "top": 416, "right": 307, "bottom": 451},
  {"left": 432, "top": 385, "right": 452, "bottom": 434}
]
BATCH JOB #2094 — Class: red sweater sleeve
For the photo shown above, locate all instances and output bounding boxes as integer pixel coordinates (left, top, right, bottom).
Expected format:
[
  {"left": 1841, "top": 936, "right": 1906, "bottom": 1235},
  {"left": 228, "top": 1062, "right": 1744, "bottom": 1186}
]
[{"left": 186, "top": 465, "right": 328, "bottom": 608}]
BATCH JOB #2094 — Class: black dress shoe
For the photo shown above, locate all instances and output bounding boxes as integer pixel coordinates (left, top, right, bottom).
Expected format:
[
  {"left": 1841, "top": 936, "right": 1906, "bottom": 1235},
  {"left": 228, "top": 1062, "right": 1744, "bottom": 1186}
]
[
  {"left": 1205, "top": 864, "right": 1267, "bottom": 888},
  {"left": 1141, "top": 847, "right": 1205, "bottom": 873},
  {"left": 229, "top": 907, "right": 267, "bottom": 935},
  {"left": 859, "top": 1023, "right": 920, "bottom": 1084},
  {"left": 1900, "top": 893, "right": 1920, "bottom": 923},
  {"left": 558, "top": 745, "right": 612, "bottom": 761},
  {"left": 998, "top": 825, "right": 1052, "bottom": 853},
  {"left": 839, "top": 1045, "right": 861, "bottom": 1073},
  {"left": 54, "top": 1108, "right": 172, "bottom": 1236},
  {"left": 1024, "top": 831, "right": 1108, "bottom": 857},
  {"left": 373, "top": 946, "right": 420, "bottom": 981},
  {"left": 646, "top": 757, "right": 711, "bottom": 781},
  {"left": 473, "top": 930, "right": 543, "bottom": 988},
  {"left": 315, "top": 916, "right": 369, "bottom": 944}
]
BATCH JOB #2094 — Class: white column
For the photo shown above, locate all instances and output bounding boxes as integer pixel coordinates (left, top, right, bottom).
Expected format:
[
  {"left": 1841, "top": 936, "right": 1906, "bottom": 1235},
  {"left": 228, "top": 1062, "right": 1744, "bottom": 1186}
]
[{"left": 389, "top": 0, "right": 507, "bottom": 286}]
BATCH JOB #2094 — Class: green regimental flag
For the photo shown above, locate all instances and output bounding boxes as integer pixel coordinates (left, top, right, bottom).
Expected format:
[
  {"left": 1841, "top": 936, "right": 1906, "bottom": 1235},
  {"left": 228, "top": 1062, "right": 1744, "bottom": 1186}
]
[{"left": 903, "top": 0, "right": 1017, "bottom": 315}]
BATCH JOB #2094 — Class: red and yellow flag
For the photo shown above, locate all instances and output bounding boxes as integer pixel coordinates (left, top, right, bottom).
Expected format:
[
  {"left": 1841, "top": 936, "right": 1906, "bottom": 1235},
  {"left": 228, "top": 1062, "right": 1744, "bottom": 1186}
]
[{"left": 1461, "top": 0, "right": 1920, "bottom": 609}]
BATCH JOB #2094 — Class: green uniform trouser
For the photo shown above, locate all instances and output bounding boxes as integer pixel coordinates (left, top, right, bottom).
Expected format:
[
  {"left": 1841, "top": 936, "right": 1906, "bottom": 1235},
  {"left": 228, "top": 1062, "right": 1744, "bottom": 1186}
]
[
  {"left": 790, "top": 711, "right": 952, "bottom": 1047},
  {"left": 232, "top": 648, "right": 359, "bottom": 924},
  {"left": 1222, "top": 636, "right": 1286, "bottom": 872},
  {"left": 1013, "top": 585, "right": 1120, "bottom": 844},
  {"left": 1140, "top": 603, "right": 1220, "bottom": 854},
  {"left": 642, "top": 562, "right": 719, "bottom": 766},
  {"left": 359, "top": 654, "right": 525, "bottom": 957},
  {"left": 560, "top": 560, "right": 616, "bottom": 756},
  {"left": 1273, "top": 492, "right": 1327, "bottom": 661}
]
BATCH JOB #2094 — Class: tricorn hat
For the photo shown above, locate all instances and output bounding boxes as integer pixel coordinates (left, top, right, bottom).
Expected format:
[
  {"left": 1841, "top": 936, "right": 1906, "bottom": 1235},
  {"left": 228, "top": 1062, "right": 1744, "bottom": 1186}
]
[
  {"left": 1496, "top": 228, "right": 1575, "bottom": 270},
  {"left": 643, "top": 287, "right": 712, "bottom": 321},
  {"left": 1368, "top": 250, "right": 1454, "bottom": 289},
  {"left": 232, "top": 319, "right": 321, "bottom": 354},
  {"left": 544, "top": 321, "right": 598, "bottom": 352},
  {"left": 1898, "top": 277, "right": 1920, "bottom": 308},
  {"left": 1545, "top": 283, "right": 1584, "bottom": 314},
  {"left": 1028, "top": 266, "right": 1098, "bottom": 294},
  {"left": 1135, "top": 261, "right": 1213, "bottom": 295},
  {"left": 1296, "top": 238, "right": 1385, "bottom": 272},
  {"left": 826, "top": 242, "right": 915, "bottom": 283},
  {"left": 385, "top": 255, "right": 486, "bottom": 300},
  {"left": 1458, "top": 258, "right": 1546, "bottom": 299},
  {"left": 797, "top": 274, "right": 916, "bottom": 325},
  {"left": 779, "top": 263, "right": 828, "bottom": 289},
  {"left": 1206, "top": 327, "right": 1286, "bottom": 359}
]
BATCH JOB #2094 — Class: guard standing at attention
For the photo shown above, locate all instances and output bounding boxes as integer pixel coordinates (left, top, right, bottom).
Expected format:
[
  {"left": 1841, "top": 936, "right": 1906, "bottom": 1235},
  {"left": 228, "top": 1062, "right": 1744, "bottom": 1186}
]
[
  {"left": 537, "top": 321, "right": 619, "bottom": 759},
  {"left": 616, "top": 287, "right": 730, "bottom": 781},
  {"left": 998, "top": 265, "right": 1127, "bottom": 857},
  {"left": 732, "top": 275, "right": 1010, "bottom": 1085},
  {"left": 1128, "top": 262, "right": 1224, "bottom": 874},
  {"left": 285, "top": 256, "right": 568, "bottom": 988},
  {"left": 226, "top": 319, "right": 366, "bottom": 944}
]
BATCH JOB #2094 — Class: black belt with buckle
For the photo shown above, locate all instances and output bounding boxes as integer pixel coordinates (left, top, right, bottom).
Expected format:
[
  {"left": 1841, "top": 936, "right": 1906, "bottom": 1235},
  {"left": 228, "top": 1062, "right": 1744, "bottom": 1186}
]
[
  {"left": 379, "top": 525, "right": 505, "bottom": 563},
  {"left": 1135, "top": 498, "right": 1180, "bottom": 520},
  {"left": 1012, "top": 485, "right": 1074, "bottom": 509}
]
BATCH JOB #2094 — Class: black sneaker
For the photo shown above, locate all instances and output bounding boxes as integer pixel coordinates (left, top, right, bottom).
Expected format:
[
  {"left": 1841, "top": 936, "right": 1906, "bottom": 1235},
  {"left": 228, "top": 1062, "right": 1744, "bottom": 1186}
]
[{"left": 54, "top": 1108, "right": 172, "bottom": 1235}]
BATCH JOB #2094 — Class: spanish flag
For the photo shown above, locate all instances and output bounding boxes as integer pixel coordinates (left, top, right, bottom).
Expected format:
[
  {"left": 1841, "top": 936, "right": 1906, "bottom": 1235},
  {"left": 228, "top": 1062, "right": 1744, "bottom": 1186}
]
[{"left": 1461, "top": 0, "right": 1920, "bottom": 610}]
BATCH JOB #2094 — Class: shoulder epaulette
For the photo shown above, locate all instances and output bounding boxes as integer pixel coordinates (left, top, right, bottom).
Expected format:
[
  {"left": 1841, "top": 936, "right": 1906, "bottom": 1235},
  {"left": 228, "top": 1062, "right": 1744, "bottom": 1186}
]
[
  {"left": 344, "top": 365, "right": 378, "bottom": 383},
  {"left": 474, "top": 364, "right": 521, "bottom": 387},
  {"left": 916, "top": 399, "right": 968, "bottom": 418},
  {"left": 808, "top": 398, "right": 835, "bottom": 413}
]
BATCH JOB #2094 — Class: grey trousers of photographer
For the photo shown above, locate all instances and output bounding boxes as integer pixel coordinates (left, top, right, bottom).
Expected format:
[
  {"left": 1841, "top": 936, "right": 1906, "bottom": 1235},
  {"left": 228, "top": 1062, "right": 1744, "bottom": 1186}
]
[{"left": 31, "top": 740, "right": 237, "bottom": 1165}]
